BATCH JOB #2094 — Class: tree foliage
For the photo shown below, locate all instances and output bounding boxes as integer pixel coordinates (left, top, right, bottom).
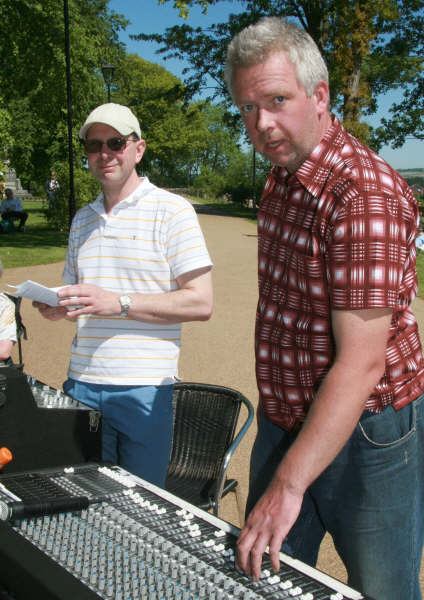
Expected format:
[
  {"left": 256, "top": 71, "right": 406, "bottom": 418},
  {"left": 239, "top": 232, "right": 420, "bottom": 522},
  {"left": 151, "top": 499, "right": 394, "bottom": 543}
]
[
  {"left": 190, "top": 103, "right": 268, "bottom": 203},
  {"left": 138, "top": 0, "right": 424, "bottom": 149},
  {"left": 111, "top": 54, "right": 210, "bottom": 186},
  {"left": 0, "top": 0, "right": 127, "bottom": 189},
  {"left": 0, "top": 0, "right": 273, "bottom": 213}
]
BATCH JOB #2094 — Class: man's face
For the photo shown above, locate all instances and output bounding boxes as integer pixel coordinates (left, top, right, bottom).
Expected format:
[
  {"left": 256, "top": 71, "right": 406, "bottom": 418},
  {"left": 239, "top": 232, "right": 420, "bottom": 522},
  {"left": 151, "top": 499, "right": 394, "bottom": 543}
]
[
  {"left": 85, "top": 123, "right": 145, "bottom": 188},
  {"left": 233, "top": 51, "right": 329, "bottom": 172}
]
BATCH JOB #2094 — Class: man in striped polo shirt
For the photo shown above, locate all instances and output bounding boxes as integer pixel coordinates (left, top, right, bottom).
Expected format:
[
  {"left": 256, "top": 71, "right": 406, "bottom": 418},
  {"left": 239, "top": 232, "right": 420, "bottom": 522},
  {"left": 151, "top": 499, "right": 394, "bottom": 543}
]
[
  {"left": 224, "top": 17, "right": 424, "bottom": 600},
  {"left": 34, "top": 103, "right": 213, "bottom": 488}
]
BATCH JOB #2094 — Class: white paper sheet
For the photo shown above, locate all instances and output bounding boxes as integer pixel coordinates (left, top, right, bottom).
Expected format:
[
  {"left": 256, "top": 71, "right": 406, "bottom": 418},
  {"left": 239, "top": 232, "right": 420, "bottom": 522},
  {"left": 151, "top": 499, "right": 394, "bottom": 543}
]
[{"left": 6, "top": 280, "right": 65, "bottom": 306}]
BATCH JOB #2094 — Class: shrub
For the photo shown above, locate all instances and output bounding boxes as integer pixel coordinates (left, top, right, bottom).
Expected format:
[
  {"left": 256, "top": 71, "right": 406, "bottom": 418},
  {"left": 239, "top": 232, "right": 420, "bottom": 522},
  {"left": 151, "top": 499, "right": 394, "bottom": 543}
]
[{"left": 44, "top": 162, "right": 100, "bottom": 231}]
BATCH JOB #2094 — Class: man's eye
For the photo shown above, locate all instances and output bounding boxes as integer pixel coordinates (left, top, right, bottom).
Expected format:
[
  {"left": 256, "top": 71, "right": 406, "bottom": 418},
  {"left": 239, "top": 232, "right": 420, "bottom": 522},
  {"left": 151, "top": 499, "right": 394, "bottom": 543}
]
[
  {"left": 274, "top": 96, "right": 285, "bottom": 104},
  {"left": 241, "top": 105, "right": 254, "bottom": 113}
]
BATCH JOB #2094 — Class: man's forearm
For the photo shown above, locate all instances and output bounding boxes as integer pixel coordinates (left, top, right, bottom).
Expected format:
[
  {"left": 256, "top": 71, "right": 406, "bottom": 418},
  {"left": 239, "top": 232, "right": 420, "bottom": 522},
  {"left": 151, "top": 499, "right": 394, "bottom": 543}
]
[
  {"left": 125, "top": 287, "right": 212, "bottom": 324},
  {"left": 0, "top": 340, "right": 13, "bottom": 360},
  {"left": 57, "top": 268, "right": 213, "bottom": 324},
  {"left": 273, "top": 356, "right": 381, "bottom": 496}
]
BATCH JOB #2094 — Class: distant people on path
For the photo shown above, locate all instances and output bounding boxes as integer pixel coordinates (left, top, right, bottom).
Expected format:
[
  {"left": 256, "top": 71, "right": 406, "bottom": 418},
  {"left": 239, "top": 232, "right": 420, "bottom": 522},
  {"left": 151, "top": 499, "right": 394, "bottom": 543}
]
[
  {"left": 0, "top": 260, "right": 17, "bottom": 366},
  {"left": 225, "top": 17, "right": 424, "bottom": 600},
  {"left": 0, "top": 188, "right": 28, "bottom": 232},
  {"left": 45, "top": 170, "right": 60, "bottom": 210},
  {"left": 33, "top": 103, "right": 213, "bottom": 488}
]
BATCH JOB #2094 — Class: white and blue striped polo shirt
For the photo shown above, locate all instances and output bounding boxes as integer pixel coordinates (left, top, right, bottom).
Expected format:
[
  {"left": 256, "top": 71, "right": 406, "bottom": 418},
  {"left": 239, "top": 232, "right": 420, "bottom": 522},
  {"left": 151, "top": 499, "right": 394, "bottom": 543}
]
[{"left": 62, "top": 177, "right": 212, "bottom": 385}]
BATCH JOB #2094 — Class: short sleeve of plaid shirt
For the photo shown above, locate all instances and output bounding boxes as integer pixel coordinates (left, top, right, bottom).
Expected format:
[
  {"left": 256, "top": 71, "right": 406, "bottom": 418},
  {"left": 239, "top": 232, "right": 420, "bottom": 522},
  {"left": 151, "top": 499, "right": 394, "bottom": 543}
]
[{"left": 324, "top": 160, "right": 418, "bottom": 312}]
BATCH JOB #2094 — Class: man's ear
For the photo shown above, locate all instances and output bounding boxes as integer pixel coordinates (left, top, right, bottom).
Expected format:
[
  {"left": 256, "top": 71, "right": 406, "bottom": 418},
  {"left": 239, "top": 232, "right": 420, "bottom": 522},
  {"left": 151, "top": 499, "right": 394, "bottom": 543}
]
[
  {"left": 135, "top": 139, "right": 146, "bottom": 164},
  {"left": 313, "top": 80, "right": 330, "bottom": 116}
]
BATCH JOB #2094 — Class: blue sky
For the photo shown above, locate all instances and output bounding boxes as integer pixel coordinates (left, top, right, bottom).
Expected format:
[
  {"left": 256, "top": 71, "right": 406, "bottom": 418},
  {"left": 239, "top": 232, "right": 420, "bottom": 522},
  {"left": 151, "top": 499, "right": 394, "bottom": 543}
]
[{"left": 108, "top": 0, "right": 423, "bottom": 170}]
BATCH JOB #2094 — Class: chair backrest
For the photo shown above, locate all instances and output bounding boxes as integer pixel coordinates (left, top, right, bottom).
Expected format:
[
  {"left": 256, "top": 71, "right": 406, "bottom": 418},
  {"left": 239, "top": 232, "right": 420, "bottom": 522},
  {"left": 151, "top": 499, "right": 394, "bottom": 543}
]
[
  {"left": 3, "top": 293, "right": 27, "bottom": 369},
  {"left": 168, "top": 382, "right": 253, "bottom": 487}
]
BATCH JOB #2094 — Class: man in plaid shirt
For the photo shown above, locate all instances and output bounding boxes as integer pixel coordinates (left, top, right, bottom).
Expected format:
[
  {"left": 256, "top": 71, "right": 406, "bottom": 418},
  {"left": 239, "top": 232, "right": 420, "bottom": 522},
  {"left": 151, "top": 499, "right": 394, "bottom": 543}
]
[{"left": 225, "top": 16, "right": 424, "bottom": 600}]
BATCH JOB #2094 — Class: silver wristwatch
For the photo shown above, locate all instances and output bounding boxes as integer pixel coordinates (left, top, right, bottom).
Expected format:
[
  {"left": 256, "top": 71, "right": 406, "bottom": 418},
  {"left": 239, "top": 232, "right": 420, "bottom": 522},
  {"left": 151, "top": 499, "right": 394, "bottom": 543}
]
[{"left": 119, "top": 294, "right": 132, "bottom": 317}]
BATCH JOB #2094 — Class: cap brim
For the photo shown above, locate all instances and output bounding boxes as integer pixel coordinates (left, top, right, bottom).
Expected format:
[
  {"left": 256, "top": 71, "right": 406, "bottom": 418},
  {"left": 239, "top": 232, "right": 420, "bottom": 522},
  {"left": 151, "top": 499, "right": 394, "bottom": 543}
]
[{"left": 78, "top": 120, "right": 136, "bottom": 139}]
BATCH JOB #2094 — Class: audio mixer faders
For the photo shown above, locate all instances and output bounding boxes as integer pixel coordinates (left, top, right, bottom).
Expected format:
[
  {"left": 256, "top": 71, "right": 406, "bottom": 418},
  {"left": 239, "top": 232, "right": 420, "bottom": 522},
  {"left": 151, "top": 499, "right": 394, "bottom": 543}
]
[{"left": 0, "top": 464, "right": 371, "bottom": 600}]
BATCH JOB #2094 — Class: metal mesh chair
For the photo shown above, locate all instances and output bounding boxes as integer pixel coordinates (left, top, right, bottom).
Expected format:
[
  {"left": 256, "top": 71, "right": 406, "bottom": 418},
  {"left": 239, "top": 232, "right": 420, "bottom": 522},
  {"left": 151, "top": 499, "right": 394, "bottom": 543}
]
[{"left": 165, "top": 382, "right": 254, "bottom": 516}]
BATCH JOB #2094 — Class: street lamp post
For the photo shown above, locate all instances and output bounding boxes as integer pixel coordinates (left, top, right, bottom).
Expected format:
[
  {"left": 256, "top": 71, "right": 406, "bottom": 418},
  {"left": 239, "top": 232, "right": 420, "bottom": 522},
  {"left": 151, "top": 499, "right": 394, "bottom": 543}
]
[
  {"left": 64, "top": 0, "right": 75, "bottom": 223},
  {"left": 101, "top": 62, "right": 115, "bottom": 103}
]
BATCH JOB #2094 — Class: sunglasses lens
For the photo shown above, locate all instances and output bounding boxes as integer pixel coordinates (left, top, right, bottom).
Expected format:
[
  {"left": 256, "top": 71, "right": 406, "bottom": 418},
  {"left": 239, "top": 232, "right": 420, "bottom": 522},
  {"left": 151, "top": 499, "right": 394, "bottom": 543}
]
[
  {"left": 107, "top": 137, "right": 127, "bottom": 151},
  {"left": 84, "top": 139, "right": 103, "bottom": 153},
  {"left": 83, "top": 137, "right": 129, "bottom": 153}
]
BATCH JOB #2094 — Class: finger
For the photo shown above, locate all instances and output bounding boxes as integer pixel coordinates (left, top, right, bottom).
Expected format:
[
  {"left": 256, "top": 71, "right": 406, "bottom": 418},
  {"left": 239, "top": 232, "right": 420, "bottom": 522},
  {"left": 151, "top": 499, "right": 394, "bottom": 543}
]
[
  {"left": 237, "top": 528, "right": 269, "bottom": 581},
  {"left": 268, "top": 534, "right": 284, "bottom": 574},
  {"left": 33, "top": 301, "right": 47, "bottom": 309},
  {"left": 249, "top": 535, "right": 270, "bottom": 581},
  {"left": 65, "top": 310, "right": 80, "bottom": 322},
  {"left": 59, "top": 297, "right": 84, "bottom": 307},
  {"left": 236, "top": 528, "right": 255, "bottom": 575},
  {"left": 57, "top": 285, "right": 75, "bottom": 298}
]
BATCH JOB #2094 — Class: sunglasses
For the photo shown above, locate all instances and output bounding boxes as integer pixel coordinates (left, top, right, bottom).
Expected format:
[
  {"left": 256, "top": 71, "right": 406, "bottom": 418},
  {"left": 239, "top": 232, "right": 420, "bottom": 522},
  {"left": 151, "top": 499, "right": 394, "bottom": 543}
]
[{"left": 81, "top": 135, "right": 136, "bottom": 154}]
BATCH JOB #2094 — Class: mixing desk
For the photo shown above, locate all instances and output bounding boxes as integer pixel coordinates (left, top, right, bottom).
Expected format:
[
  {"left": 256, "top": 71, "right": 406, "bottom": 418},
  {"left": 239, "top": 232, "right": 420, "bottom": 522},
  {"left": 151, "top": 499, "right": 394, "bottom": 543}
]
[
  {"left": 27, "top": 374, "right": 100, "bottom": 413},
  {"left": 0, "top": 367, "right": 101, "bottom": 473},
  {"left": 0, "top": 463, "right": 372, "bottom": 600}
]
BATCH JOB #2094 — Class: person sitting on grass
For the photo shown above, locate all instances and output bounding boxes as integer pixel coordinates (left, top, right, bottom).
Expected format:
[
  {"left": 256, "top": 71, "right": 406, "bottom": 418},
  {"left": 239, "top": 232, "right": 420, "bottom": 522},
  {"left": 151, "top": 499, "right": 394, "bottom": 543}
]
[{"left": 0, "top": 188, "right": 28, "bottom": 232}]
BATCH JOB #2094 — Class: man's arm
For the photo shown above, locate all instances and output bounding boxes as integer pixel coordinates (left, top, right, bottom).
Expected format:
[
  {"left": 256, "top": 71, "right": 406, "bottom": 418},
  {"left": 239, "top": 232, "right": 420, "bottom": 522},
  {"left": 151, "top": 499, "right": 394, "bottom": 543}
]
[
  {"left": 0, "top": 339, "right": 13, "bottom": 360},
  {"left": 48, "top": 266, "right": 213, "bottom": 324},
  {"left": 236, "top": 306, "right": 393, "bottom": 580},
  {"left": 13, "top": 198, "right": 23, "bottom": 212}
]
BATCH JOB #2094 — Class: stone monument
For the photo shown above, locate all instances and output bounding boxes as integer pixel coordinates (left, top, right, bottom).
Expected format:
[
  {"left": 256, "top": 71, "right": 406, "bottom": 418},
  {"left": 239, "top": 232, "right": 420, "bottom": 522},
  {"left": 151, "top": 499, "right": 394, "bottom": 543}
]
[{"left": 3, "top": 162, "right": 32, "bottom": 199}]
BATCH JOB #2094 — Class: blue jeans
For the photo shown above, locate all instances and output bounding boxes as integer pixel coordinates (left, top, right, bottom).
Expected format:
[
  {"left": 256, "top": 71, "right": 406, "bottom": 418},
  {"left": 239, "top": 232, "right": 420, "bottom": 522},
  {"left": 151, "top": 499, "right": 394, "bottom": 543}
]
[
  {"left": 247, "top": 394, "right": 424, "bottom": 600},
  {"left": 63, "top": 379, "right": 174, "bottom": 488}
]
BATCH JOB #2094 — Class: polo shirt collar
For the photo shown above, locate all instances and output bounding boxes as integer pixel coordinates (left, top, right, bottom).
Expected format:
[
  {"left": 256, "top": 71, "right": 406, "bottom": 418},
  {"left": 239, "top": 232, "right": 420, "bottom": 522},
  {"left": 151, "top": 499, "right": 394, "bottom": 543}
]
[{"left": 89, "top": 177, "right": 153, "bottom": 215}]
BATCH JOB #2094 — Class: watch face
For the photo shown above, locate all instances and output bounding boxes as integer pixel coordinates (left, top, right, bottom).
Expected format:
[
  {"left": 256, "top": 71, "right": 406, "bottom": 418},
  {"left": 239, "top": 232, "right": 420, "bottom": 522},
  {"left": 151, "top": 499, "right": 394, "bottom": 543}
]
[{"left": 120, "top": 295, "right": 131, "bottom": 315}]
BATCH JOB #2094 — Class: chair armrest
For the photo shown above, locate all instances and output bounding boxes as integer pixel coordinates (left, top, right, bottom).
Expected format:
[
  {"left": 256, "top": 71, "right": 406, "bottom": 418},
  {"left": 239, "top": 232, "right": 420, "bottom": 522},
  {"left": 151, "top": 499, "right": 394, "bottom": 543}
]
[{"left": 211, "top": 394, "right": 254, "bottom": 516}]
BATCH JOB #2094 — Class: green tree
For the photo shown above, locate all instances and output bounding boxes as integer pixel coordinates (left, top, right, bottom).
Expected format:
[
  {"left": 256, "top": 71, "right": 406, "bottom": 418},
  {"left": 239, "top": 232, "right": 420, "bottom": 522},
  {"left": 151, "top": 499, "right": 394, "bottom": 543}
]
[
  {"left": 0, "top": 0, "right": 127, "bottom": 190},
  {"left": 191, "top": 103, "right": 268, "bottom": 203},
  {"left": 139, "top": 0, "right": 423, "bottom": 149},
  {"left": 0, "top": 102, "right": 13, "bottom": 162},
  {"left": 111, "top": 53, "right": 210, "bottom": 186}
]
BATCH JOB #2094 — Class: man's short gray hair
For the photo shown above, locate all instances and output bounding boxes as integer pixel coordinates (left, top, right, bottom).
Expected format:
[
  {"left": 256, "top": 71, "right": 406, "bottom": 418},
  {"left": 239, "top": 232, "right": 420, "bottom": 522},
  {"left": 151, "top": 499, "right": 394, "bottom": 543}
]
[{"left": 224, "top": 16, "right": 329, "bottom": 99}]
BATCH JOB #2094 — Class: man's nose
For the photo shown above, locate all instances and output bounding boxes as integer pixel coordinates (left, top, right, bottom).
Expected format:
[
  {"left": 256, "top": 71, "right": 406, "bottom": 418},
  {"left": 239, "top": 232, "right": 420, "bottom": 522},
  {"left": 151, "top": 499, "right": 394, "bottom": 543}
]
[
  {"left": 256, "top": 108, "right": 274, "bottom": 132},
  {"left": 99, "top": 143, "right": 114, "bottom": 157}
]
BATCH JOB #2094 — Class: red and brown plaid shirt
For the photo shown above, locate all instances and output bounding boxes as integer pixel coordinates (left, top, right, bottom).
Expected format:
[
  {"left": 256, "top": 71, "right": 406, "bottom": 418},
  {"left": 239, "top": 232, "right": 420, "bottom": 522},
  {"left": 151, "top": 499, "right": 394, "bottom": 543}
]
[{"left": 256, "top": 116, "right": 424, "bottom": 431}]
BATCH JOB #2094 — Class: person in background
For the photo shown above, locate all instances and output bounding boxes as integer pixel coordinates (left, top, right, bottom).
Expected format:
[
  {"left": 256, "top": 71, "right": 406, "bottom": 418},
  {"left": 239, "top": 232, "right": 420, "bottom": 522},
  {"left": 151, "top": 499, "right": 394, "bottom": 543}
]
[
  {"left": 33, "top": 103, "right": 213, "bottom": 488},
  {"left": 0, "top": 188, "right": 28, "bottom": 232},
  {"left": 225, "top": 17, "right": 424, "bottom": 600},
  {"left": 0, "top": 260, "right": 17, "bottom": 366},
  {"left": 45, "top": 170, "right": 60, "bottom": 210}
]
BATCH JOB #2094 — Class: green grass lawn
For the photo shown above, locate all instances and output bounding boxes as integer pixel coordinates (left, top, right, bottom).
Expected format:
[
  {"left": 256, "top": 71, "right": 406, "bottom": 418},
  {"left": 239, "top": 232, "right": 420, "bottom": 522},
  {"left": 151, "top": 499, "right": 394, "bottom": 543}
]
[
  {"left": 0, "top": 199, "right": 68, "bottom": 268},
  {"left": 416, "top": 251, "right": 424, "bottom": 299},
  {"left": 2, "top": 197, "right": 424, "bottom": 300}
]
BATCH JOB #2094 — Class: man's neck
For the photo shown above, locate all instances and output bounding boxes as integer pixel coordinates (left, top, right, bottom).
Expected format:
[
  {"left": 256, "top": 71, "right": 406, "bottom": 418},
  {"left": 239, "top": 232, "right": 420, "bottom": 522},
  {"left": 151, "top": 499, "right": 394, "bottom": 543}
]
[{"left": 102, "top": 171, "right": 142, "bottom": 213}]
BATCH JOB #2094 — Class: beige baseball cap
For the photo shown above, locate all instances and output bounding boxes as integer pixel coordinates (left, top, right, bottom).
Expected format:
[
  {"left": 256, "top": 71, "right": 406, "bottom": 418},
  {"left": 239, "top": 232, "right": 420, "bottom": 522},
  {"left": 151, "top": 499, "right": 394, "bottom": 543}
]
[{"left": 79, "top": 103, "right": 141, "bottom": 139}]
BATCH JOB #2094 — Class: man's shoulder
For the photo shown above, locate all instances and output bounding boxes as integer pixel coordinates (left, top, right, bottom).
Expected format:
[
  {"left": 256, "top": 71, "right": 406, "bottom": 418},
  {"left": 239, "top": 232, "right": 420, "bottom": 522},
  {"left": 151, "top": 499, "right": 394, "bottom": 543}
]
[
  {"left": 70, "top": 197, "right": 102, "bottom": 230},
  {"left": 136, "top": 181, "right": 194, "bottom": 214},
  {"left": 314, "top": 122, "right": 413, "bottom": 200}
]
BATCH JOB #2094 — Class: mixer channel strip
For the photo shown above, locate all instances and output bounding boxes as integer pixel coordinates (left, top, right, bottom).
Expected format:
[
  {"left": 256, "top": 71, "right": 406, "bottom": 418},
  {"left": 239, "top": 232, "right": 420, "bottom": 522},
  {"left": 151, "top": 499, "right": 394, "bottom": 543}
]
[{"left": 0, "top": 464, "right": 368, "bottom": 600}]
